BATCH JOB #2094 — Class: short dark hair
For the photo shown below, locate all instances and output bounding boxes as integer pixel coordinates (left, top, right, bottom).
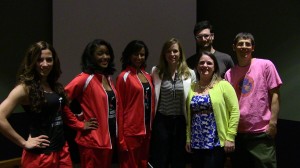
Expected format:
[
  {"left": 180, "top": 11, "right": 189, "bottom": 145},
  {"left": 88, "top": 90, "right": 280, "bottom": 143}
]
[
  {"left": 121, "top": 40, "right": 149, "bottom": 70},
  {"left": 193, "top": 20, "right": 213, "bottom": 36},
  {"left": 81, "top": 39, "right": 116, "bottom": 75},
  {"left": 233, "top": 32, "right": 255, "bottom": 46}
]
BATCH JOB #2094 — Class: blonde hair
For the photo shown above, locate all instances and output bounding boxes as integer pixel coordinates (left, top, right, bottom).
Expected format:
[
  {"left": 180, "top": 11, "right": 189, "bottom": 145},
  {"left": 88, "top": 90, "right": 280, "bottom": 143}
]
[{"left": 157, "top": 38, "right": 191, "bottom": 79}]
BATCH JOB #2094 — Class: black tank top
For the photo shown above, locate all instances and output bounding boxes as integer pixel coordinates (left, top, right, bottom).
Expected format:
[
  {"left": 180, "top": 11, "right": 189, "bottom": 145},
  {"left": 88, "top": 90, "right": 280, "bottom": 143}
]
[
  {"left": 106, "top": 90, "right": 116, "bottom": 138},
  {"left": 142, "top": 82, "right": 151, "bottom": 126},
  {"left": 23, "top": 92, "right": 65, "bottom": 154}
]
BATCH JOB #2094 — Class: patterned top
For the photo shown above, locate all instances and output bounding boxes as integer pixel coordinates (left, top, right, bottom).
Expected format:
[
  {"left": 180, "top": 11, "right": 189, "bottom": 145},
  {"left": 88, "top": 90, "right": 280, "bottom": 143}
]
[
  {"left": 190, "top": 94, "right": 220, "bottom": 149},
  {"left": 157, "top": 74, "right": 184, "bottom": 116}
]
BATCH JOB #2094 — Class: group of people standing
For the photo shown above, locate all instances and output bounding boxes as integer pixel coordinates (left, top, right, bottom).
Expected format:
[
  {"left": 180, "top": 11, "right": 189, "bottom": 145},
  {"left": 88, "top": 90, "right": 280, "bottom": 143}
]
[{"left": 0, "top": 20, "right": 282, "bottom": 168}]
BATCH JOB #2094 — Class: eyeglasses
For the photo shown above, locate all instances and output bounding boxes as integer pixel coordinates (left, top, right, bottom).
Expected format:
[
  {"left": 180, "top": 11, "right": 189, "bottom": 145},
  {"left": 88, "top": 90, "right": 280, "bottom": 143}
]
[{"left": 195, "top": 33, "right": 213, "bottom": 40}]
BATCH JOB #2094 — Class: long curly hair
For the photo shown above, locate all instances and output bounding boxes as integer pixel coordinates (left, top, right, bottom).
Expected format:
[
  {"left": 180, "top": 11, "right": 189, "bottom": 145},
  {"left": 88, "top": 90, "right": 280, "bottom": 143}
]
[{"left": 17, "top": 41, "right": 67, "bottom": 113}]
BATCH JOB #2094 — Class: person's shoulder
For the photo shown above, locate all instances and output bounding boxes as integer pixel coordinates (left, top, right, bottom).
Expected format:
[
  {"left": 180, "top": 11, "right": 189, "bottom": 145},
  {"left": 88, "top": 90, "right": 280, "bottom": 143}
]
[
  {"left": 117, "top": 70, "right": 127, "bottom": 77},
  {"left": 254, "top": 58, "right": 272, "bottom": 63},
  {"left": 218, "top": 80, "right": 231, "bottom": 86},
  {"left": 151, "top": 66, "right": 159, "bottom": 74},
  {"left": 65, "top": 72, "right": 92, "bottom": 87},
  {"left": 214, "top": 50, "right": 232, "bottom": 58},
  {"left": 253, "top": 58, "right": 275, "bottom": 67},
  {"left": 230, "top": 64, "right": 239, "bottom": 69},
  {"left": 117, "top": 69, "right": 134, "bottom": 81},
  {"left": 188, "top": 68, "right": 196, "bottom": 76},
  {"left": 14, "top": 83, "right": 28, "bottom": 94},
  {"left": 7, "top": 84, "right": 29, "bottom": 104},
  {"left": 74, "top": 72, "right": 92, "bottom": 81},
  {"left": 214, "top": 80, "right": 233, "bottom": 91},
  {"left": 70, "top": 72, "right": 89, "bottom": 79},
  {"left": 186, "top": 68, "right": 195, "bottom": 80}
]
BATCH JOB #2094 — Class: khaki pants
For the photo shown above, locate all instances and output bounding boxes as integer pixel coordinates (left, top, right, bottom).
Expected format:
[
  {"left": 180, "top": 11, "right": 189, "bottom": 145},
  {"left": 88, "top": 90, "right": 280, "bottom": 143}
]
[{"left": 232, "top": 133, "right": 277, "bottom": 168}]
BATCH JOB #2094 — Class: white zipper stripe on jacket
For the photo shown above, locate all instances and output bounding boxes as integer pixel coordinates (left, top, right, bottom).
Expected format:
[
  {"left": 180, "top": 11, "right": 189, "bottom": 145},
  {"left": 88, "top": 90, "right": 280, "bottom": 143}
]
[
  {"left": 101, "top": 79, "right": 113, "bottom": 149},
  {"left": 83, "top": 74, "right": 94, "bottom": 91},
  {"left": 84, "top": 74, "right": 113, "bottom": 149},
  {"left": 137, "top": 71, "right": 147, "bottom": 134}
]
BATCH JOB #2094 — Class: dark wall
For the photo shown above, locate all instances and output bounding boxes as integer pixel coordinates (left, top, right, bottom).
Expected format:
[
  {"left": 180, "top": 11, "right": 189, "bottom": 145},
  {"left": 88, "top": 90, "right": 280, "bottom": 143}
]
[
  {"left": 196, "top": 0, "right": 300, "bottom": 167},
  {"left": 1, "top": 0, "right": 299, "bottom": 165},
  {"left": 0, "top": 113, "right": 29, "bottom": 160},
  {"left": 0, "top": 0, "right": 52, "bottom": 160},
  {"left": 276, "top": 119, "right": 300, "bottom": 167},
  {"left": 0, "top": 0, "right": 52, "bottom": 105},
  {"left": 53, "top": 1, "right": 196, "bottom": 84},
  {"left": 197, "top": 0, "right": 300, "bottom": 121}
]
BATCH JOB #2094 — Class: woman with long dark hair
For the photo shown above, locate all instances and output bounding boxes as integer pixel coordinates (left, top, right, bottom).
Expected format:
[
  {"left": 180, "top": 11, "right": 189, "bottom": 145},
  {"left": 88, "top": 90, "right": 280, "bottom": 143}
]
[{"left": 0, "top": 41, "right": 72, "bottom": 167}]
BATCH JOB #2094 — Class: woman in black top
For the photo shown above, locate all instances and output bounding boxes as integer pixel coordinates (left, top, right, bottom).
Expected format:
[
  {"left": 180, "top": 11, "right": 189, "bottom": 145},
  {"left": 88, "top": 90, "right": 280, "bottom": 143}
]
[{"left": 0, "top": 41, "right": 72, "bottom": 167}]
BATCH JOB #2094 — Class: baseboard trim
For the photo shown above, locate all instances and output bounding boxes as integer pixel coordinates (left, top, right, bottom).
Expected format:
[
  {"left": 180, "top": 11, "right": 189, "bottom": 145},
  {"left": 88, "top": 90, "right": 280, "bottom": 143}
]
[{"left": 0, "top": 157, "right": 21, "bottom": 168}]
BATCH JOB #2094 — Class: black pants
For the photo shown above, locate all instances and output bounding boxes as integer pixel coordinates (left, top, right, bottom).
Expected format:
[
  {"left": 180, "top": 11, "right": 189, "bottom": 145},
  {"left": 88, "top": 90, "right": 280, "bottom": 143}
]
[
  {"left": 191, "top": 147, "right": 225, "bottom": 168},
  {"left": 150, "top": 112, "right": 186, "bottom": 168}
]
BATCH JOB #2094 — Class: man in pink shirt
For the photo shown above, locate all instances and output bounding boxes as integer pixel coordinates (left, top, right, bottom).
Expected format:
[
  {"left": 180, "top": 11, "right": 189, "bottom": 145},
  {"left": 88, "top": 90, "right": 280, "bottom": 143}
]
[{"left": 225, "top": 32, "right": 282, "bottom": 168}]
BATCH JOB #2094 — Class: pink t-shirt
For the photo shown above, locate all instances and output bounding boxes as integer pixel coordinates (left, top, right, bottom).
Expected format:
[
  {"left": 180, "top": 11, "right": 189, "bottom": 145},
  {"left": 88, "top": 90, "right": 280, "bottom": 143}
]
[{"left": 225, "top": 58, "right": 282, "bottom": 133}]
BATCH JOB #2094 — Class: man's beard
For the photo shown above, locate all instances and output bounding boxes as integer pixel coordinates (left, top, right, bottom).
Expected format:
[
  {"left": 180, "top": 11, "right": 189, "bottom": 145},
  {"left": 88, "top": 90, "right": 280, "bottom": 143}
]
[{"left": 198, "top": 43, "right": 212, "bottom": 51}]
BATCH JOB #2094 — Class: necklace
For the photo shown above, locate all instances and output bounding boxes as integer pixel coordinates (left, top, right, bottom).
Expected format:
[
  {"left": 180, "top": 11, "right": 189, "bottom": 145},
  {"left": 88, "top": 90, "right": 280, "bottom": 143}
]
[
  {"left": 199, "top": 85, "right": 208, "bottom": 89},
  {"left": 43, "top": 90, "right": 53, "bottom": 93},
  {"left": 198, "top": 82, "right": 210, "bottom": 90}
]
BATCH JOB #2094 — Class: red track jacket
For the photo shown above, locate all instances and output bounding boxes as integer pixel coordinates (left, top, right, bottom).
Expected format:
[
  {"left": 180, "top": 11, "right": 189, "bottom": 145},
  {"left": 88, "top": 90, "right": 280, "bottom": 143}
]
[
  {"left": 64, "top": 72, "right": 119, "bottom": 149},
  {"left": 116, "top": 66, "right": 155, "bottom": 151}
]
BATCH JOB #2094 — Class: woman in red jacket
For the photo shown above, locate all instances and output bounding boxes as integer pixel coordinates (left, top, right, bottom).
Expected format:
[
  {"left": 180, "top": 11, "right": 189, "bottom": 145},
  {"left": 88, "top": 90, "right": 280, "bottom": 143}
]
[
  {"left": 116, "top": 40, "right": 155, "bottom": 168},
  {"left": 63, "top": 39, "right": 119, "bottom": 168}
]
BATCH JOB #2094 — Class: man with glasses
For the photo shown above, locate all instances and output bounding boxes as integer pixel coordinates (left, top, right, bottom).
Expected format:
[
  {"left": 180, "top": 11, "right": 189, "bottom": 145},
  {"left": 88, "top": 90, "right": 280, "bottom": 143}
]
[{"left": 186, "top": 20, "right": 234, "bottom": 78}]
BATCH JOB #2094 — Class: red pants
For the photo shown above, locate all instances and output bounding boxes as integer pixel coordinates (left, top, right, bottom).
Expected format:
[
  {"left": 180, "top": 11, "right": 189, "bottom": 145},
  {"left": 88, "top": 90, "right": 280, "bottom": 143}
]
[
  {"left": 21, "top": 142, "right": 72, "bottom": 168},
  {"left": 119, "top": 130, "right": 151, "bottom": 168},
  {"left": 78, "top": 145, "right": 113, "bottom": 168}
]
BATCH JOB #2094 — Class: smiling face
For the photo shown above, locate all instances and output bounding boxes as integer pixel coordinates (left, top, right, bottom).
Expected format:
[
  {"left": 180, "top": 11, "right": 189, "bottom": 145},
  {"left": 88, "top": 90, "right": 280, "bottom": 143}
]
[
  {"left": 197, "top": 54, "right": 215, "bottom": 79},
  {"left": 195, "top": 28, "right": 214, "bottom": 49},
  {"left": 94, "top": 45, "right": 111, "bottom": 69},
  {"left": 165, "top": 43, "right": 180, "bottom": 66},
  {"left": 36, "top": 49, "right": 53, "bottom": 79},
  {"left": 233, "top": 38, "right": 254, "bottom": 61},
  {"left": 130, "top": 47, "right": 145, "bottom": 69}
]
